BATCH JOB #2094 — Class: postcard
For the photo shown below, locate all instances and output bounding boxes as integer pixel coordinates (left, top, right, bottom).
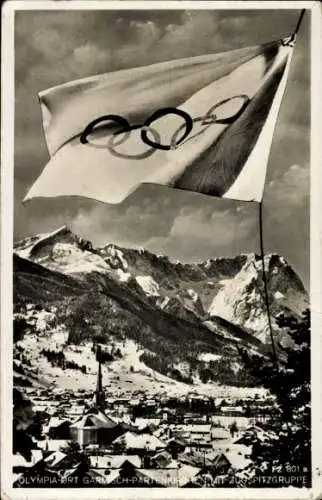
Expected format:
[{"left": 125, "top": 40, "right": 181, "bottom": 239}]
[{"left": 1, "top": 1, "right": 321, "bottom": 499}]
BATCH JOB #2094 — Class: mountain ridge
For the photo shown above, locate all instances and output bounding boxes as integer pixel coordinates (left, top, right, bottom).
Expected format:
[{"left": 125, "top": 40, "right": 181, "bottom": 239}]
[
  {"left": 14, "top": 225, "right": 308, "bottom": 331},
  {"left": 13, "top": 225, "right": 308, "bottom": 389}
]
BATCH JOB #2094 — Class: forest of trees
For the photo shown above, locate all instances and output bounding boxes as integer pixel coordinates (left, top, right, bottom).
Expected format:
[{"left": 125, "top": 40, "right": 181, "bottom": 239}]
[
  {"left": 238, "top": 309, "right": 311, "bottom": 487},
  {"left": 41, "top": 348, "right": 87, "bottom": 374}
]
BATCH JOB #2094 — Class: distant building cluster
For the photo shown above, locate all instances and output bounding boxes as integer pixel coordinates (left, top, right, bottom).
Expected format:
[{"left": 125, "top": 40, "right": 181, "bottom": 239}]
[{"left": 13, "top": 361, "right": 279, "bottom": 488}]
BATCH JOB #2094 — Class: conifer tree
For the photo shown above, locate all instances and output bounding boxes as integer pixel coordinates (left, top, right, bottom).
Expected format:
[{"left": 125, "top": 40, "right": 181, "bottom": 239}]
[{"left": 239, "top": 309, "right": 311, "bottom": 487}]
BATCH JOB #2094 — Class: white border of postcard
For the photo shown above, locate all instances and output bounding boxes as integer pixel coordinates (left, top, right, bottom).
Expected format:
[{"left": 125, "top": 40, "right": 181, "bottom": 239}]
[{"left": 1, "top": 1, "right": 322, "bottom": 499}]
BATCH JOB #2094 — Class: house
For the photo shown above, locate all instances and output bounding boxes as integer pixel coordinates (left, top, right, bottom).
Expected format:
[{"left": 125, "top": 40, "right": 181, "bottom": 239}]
[
  {"left": 43, "top": 451, "right": 67, "bottom": 469},
  {"left": 183, "top": 413, "right": 208, "bottom": 424},
  {"left": 211, "top": 415, "right": 250, "bottom": 431},
  {"left": 111, "top": 431, "right": 166, "bottom": 453},
  {"left": 224, "top": 450, "right": 252, "bottom": 471},
  {"left": 220, "top": 406, "right": 244, "bottom": 416},
  {"left": 234, "top": 425, "right": 278, "bottom": 446},
  {"left": 43, "top": 447, "right": 96, "bottom": 475},
  {"left": 65, "top": 405, "right": 86, "bottom": 418},
  {"left": 209, "top": 453, "right": 232, "bottom": 475},
  {"left": 134, "top": 418, "right": 161, "bottom": 430},
  {"left": 63, "top": 460, "right": 158, "bottom": 488},
  {"left": 190, "top": 424, "right": 212, "bottom": 441},
  {"left": 38, "top": 439, "right": 71, "bottom": 452},
  {"left": 150, "top": 450, "right": 177, "bottom": 469},
  {"left": 166, "top": 437, "right": 188, "bottom": 458},
  {"left": 13, "top": 449, "right": 43, "bottom": 480},
  {"left": 180, "top": 447, "right": 245, "bottom": 470},
  {"left": 104, "top": 461, "right": 165, "bottom": 488},
  {"left": 101, "top": 461, "right": 201, "bottom": 488},
  {"left": 89, "top": 455, "right": 141, "bottom": 469},
  {"left": 13, "top": 461, "right": 62, "bottom": 488},
  {"left": 142, "top": 465, "right": 201, "bottom": 488},
  {"left": 58, "top": 460, "right": 94, "bottom": 487},
  {"left": 210, "top": 426, "right": 231, "bottom": 442},
  {"left": 70, "top": 407, "right": 123, "bottom": 447},
  {"left": 194, "top": 448, "right": 251, "bottom": 476},
  {"left": 44, "top": 417, "right": 71, "bottom": 439},
  {"left": 212, "top": 442, "right": 252, "bottom": 458}
]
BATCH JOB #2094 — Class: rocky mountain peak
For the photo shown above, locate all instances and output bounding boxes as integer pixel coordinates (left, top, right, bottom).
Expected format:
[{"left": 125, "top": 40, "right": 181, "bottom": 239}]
[
  {"left": 14, "top": 226, "right": 105, "bottom": 276},
  {"left": 14, "top": 227, "right": 308, "bottom": 345}
]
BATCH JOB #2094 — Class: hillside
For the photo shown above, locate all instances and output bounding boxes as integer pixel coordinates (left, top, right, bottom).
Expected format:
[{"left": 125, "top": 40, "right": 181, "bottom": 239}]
[{"left": 13, "top": 226, "right": 308, "bottom": 391}]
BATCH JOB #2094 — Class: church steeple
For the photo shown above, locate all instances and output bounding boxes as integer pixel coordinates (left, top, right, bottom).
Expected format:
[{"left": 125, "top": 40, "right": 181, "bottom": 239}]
[{"left": 94, "top": 345, "right": 105, "bottom": 408}]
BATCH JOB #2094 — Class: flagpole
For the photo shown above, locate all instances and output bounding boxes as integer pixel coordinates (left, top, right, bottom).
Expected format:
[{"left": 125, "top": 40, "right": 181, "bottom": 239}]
[
  {"left": 292, "top": 9, "right": 306, "bottom": 39},
  {"left": 258, "top": 202, "right": 279, "bottom": 370},
  {"left": 256, "top": 9, "right": 306, "bottom": 371}
]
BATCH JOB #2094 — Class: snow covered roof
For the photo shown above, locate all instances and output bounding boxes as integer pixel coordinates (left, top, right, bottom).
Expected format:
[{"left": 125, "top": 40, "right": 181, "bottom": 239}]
[
  {"left": 224, "top": 450, "right": 252, "bottom": 471},
  {"left": 38, "top": 439, "right": 70, "bottom": 452},
  {"left": 44, "top": 451, "right": 67, "bottom": 468},
  {"left": 89, "top": 455, "right": 141, "bottom": 469},
  {"left": 190, "top": 424, "right": 211, "bottom": 433},
  {"left": 13, "top": 454, "right": 33, "bottom": 468},
  {"left": 112, "top": 432, "right": 166, "bottom": 451},
  {"left": 151, "top": 450, "right": 173, "bottom": 467},
  {"left": 179, "top": 450, "right": 217, "bottom": 467},
  {"left": 47, "top": 417, "right": 70, "bottom": 428},
  {"left": 142, "top": 465, "right": 201, "bottom": 487},
  {"left": 60, "top": 464, "right": 200, "bottom": 487},
  {"left": 211, "top": 427, "right": 231, "bottom": 440},
  {"left": 70, "top": 409, "right": 117, "bottom": 430},
  {"left": 171, "top": 424, "right": 211, "bottom": 434},
  {"left": 221, "top": 406, "right": 244, "bottom": 413},
  {"left": 134, "top": 418, "right": 161, "bottom": 429},
  {"left": 212, "top": 443, "right": 251, "bottom": 457},
  {"left": 32, "top": 405, "right": 51, "bottom": 413},
  {"left": 88, "top": 468, "right": 121, "bottom": 485}
]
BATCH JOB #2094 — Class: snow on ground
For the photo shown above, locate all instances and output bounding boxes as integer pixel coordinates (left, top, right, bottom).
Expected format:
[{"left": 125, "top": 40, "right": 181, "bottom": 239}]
[
  {"left": 104, "top": 245, "right": 129, "bottom": 272},
  {"left": 35, "top": 311, "right": 56, "bottom": 332},
  {"left": 186, "top": 289, "right": 199, "bottom": 302},
  {"left": 203, "top": 320, "right": 239, "bottom": 342},
  {"left": 43, "top": 242, "right": 109, "bottom": 275},
  {"left": 158, "top": 297, "right": 171, "bottom": 310},
  {"left": 17, "top": 330, "right": 267, "bottom": 400},
  {"left": 116, "top": 269, "right": 131, "bottom": 282},
  {"left": 18, "top": 240, "right": 109, "bottom": 276},
  {"left": 208, "top": 255, "right": 268, "bottom": 337},
  {"left": 198, "top": 353, "right": 222, "bottom": 363},
  {"left": 51, "top": 329, "right": 69, "bottom": 345},
  {"left": 135, "top": 276, "right": 160, "bottom": 297}
]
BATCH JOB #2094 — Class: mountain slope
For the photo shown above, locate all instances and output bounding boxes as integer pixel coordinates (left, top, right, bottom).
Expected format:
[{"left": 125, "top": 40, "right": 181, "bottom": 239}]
[
  {"left": 14, "top": 253, "right": 260, "bottom": 356},
  {"left": 13, "top": 226, "right": 308, "bottom": 388},
  {"left": 208, "top": 253, "right": 308, "bottom": 343},
  {"left": 13, "top": 253, "right": 86, "bottom": 305},
  {"left": 15, "top": 226, "right": 308, "bottom": 341}
]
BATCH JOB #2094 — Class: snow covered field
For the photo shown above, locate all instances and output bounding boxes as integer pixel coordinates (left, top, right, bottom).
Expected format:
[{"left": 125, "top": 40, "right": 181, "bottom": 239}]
[{"left": 17, "top": 331, "right": 267, "bottom": 400}]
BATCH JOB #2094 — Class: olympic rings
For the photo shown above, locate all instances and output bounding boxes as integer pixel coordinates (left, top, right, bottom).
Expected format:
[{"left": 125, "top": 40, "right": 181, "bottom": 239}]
[
  {"left": 141, "top": 107, "right": 193, "bottom": 151},
  {"left": 79, "top": 95, "right": 250, "bottom": 153},
  {"left": 80, "top": 114, "right": 130, "bottom": 145},
  {"left": 107, "top": 125, "right": 161, "bottom": 160}
]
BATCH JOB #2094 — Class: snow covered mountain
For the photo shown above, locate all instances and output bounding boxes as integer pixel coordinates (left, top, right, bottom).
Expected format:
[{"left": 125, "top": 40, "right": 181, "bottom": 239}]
[
  {"left": 13, "top": 226, "right": 308, "bottom": 387},
  {"left": 208, "top": 253, "right": 308, "bottom": 344},
  {"left": 15, "top": 225, "right": 308, "bottom": 333}
]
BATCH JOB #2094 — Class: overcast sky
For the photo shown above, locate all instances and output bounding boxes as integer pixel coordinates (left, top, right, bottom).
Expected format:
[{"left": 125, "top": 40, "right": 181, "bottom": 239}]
[{"left": 14, "top": 9, "right": 310, "bottom": 286}]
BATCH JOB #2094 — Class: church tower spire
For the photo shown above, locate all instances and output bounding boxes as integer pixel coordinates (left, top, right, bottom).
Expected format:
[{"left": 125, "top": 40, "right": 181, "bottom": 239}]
[{"left": 94, "top": 345, "right": 105, "bottom": 408}]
